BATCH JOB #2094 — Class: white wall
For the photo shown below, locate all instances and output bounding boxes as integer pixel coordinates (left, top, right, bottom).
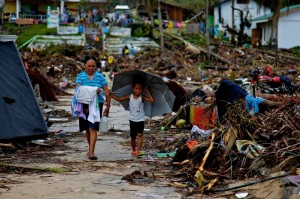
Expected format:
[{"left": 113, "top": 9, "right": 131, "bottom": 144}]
[
  {"left": 259, "top": 22, "right": 272, "bottom": 46},
  {"left": 213, "top": 0, "right": 271, "bottom": 36},
  {"left": 278, "top": 10, "right": 300, "bottom": 48}
]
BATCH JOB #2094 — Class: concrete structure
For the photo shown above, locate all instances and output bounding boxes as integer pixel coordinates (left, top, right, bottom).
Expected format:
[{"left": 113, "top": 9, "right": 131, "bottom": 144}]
[
  {"left": 212, "top": 0, "right": 271, "bottom": 36},
  {"left": 114, "top": 5, "right": 129, "bottom": 10},
  {"left": 0, "top": 34, "right": 18, "bottom": 42},
  {"left": 27, "top": 35, "right": 85, "bottom": 49},
  {"left": 3, "top": 0, "right": 107, "bottom": 20},
  {"left": 252, "top": 4, "right": 300, "bottom": 49},
  {"left": 105, "top": 36, "right": 159, "bottom": 55}
]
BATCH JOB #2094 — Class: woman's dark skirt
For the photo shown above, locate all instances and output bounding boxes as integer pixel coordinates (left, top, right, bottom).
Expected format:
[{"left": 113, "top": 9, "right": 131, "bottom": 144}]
[{"left": 79, "top": 103, "right": 103, "bottom": 132}]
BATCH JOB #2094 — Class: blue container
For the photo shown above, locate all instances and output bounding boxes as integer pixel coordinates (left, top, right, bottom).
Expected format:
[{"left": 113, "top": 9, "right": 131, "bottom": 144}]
[
  {"left": 103, "top": 27, "right": 110, "bottom": 34},
  {"left": 78, "top": 25, "right": 83, "bottom": 33}
]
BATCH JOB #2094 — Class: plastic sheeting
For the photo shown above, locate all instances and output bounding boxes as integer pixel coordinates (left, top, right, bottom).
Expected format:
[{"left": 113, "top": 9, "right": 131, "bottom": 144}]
[{"left": 0, "top": 41, "right": 48, "bottom": 142}]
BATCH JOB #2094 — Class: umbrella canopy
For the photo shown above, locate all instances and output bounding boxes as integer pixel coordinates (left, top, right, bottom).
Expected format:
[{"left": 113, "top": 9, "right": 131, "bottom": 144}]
[{"left": 111, "top": 70, "right": 176, "bottom": 117}]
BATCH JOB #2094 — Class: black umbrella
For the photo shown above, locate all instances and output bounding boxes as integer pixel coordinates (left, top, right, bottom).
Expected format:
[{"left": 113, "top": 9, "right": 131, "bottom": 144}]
[{"left": 111, "top": 70, "right": 175, "bottom": 117}]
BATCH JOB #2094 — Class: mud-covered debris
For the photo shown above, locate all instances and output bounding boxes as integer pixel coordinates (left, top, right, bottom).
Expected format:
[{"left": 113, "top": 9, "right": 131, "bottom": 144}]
[{"left": 121, "top": 170, "right": 155, "bottom": 184}]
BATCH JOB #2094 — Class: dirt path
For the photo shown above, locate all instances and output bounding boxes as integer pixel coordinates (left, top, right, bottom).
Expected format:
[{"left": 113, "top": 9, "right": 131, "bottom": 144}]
[{"left": 0, "top": 95, "right": 183, "bottom": 199}]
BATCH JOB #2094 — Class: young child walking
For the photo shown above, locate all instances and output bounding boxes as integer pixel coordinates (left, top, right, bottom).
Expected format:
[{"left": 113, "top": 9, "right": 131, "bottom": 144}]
[{"left": 111, "top": 82, "right": 154, "bottom": 156}]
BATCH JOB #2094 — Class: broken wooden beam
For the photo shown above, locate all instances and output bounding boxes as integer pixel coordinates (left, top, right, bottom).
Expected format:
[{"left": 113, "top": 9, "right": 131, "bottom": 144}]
[
  {"left": 255, "top": 48, "right": 300, "bottom": 62},
  {"left": 0, "top": 143, "right": 14, "bottom": 148}
]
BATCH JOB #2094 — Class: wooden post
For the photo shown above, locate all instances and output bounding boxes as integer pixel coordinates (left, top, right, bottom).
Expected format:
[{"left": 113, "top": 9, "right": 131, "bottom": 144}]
[
  {"left": 206, "top": 0, "right": 210, "bottom": 59},
  {"left": 231, "top": 0, "right": 235, "bottom": 44},
  {"left": 158, "top": 0, "right": 164, "bottom": 51}
]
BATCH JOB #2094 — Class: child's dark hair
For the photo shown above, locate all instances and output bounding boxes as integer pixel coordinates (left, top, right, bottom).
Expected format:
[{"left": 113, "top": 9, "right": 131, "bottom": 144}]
[
  {"left": 83, "top": 55, "right": 97, "bottom": 64},
  {"left": 132, "top": 81, "right": 145, "bottom": 89}
]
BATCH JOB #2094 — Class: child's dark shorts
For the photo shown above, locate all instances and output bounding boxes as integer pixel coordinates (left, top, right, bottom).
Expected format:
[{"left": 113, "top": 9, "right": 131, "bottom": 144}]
[{"left": 129, "top": 120, "right": 144, "bottom": 138}]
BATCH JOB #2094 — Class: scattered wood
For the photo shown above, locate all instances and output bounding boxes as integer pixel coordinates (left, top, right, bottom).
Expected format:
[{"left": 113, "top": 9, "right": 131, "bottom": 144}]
[
  {"left": 198, "top": 132, "right": 215, "bottom": 172},
  {"left": 0, "top": 143, "right": 14, "bottom": 148},
  {"left": 162, "top": 30, "right": 235, "bottom": 65},
  {"left": 255, "top": 48, "right": 300, "bottom": 62}
]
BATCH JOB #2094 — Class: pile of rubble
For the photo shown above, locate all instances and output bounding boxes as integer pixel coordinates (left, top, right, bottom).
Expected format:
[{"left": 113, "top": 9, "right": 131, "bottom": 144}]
[{"left": 137, "top": 96, "right": 300, "bottom": 196}]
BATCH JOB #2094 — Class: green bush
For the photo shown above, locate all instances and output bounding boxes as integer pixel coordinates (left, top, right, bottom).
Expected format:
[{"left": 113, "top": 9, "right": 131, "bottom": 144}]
[
  {"left": 290, "top": 46, "right": 300, "bottom": 57},
  {"left": 171, "top": 40, "right": 185, "bottom": 47},
  {"left": 134, "top": 27, "right": 143, "bottom": 37},
  {"left": 184, "top": 33, "right": 206, "bottom": 46}
]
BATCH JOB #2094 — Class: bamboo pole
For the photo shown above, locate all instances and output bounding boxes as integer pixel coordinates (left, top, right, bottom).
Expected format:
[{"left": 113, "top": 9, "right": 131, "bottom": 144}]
[{"left": 198, "top": 132, "right": 215, "bottom": 171}]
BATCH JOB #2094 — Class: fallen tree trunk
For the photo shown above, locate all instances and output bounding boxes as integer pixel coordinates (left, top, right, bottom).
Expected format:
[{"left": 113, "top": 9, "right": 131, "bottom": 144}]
[{"left": 161, "top": 29, "right": 235, "bottom": 65}]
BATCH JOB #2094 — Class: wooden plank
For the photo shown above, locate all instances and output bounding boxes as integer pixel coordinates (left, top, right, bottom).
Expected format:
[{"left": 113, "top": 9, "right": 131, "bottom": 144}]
[{"left": 16, "top": 18, "right": 34, "bottom": 25}]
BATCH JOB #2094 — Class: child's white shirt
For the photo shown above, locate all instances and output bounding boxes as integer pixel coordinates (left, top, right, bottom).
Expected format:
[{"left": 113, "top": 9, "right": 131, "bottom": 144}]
[{"left": 129, "top": 94, "right": 145, "bottom": 122}]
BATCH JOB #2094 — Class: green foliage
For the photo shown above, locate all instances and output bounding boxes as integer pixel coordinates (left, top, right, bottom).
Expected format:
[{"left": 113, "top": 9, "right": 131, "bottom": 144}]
[
  {"left": 198, "top": 60, "right": 211, "bottom": 69},
  {"left": 134, "top": 27, "right": 143, "bottom": 37},
  {"left": 179, "top": 29, "right": 187, "bottom": 37},
  {"left": 3, "top": 23, "right": 57, "bottom": 46},
  {"left": 130, "top": 23, "right": 153, "bottom": 37},
  {"left": 290, "top": 46, "right": 300, "bottom": 57},
  {"left": 171, "top": 40, "right": 185, "bottom": 47},
  {"left": 184, "top": 33, "right": 206, "bottom": 46}
]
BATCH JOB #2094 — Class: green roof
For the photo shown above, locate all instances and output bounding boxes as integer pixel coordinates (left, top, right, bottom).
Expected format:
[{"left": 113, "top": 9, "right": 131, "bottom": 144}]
[{"left": 253, "top": 4, "right": 300, "bottom": 22}]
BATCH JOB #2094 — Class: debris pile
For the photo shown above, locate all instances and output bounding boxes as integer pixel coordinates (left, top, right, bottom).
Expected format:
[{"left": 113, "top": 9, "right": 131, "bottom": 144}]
[
  {"left": 20, "top": 41, "right": 300, "bottom": 87},
  {"left": 141, "top": 95, "right": 300, "bottom": 195}
]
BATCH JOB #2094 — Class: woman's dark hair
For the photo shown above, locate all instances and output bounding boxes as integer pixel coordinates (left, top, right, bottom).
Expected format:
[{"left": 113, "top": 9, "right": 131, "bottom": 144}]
[{"left": 83, "top": 55, "right": 97, "bottom": 64}]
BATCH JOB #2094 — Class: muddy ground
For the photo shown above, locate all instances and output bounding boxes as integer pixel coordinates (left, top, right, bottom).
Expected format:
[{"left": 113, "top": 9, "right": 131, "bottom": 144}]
[{"left": 0, "top": 93, "right": 299, "bottom": 199}]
